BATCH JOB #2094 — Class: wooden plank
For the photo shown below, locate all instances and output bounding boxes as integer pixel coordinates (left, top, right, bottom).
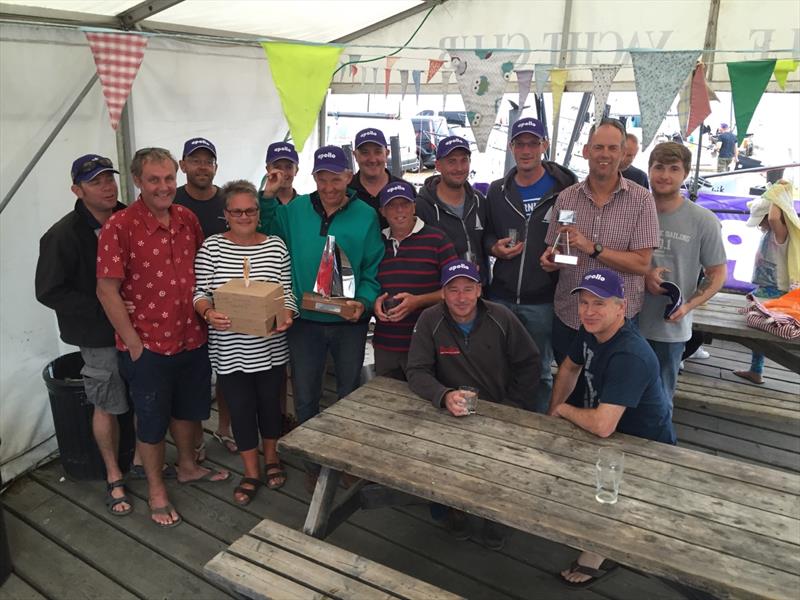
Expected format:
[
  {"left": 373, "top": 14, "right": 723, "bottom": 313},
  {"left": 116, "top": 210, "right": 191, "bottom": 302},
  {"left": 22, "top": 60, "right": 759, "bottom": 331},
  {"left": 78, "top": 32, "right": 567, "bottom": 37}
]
[
  {"left": 308, "top": 406, "right": 800, "bottom": 566},
  {"left": 248, "top": 519, "right": 464, "bottom": 600},
  {"left": 0, "top": 574, "right": 46, "bottom": 600},
  {"left": 279, "top": 426, "right": 800, "bottom": 600},
  {"left": 4, "top": 511, "right": 138, "bottom": 600},
  {"left": 205, "top": 550, "right": 326, "bottom": 600},
  {"left": 672, "top": 408, "right": 800, "bottom": 452},
  {"left": 681, "top": 365, "right": 799, "bottom": 395},
  {"left": 355, "top": 379, "right": 800, "bottom": 502},
  {"left": 304, "top": 467, "right": 342, "bottom": 538},
  {"left": 673, "top": 391, "right": 800, "bottom": 426},
  {"left": 676, "top": 377, "right": 799, "bottom": 405},
  {"left": 2, "top": 477, "right": 232, "bottom": 599}
]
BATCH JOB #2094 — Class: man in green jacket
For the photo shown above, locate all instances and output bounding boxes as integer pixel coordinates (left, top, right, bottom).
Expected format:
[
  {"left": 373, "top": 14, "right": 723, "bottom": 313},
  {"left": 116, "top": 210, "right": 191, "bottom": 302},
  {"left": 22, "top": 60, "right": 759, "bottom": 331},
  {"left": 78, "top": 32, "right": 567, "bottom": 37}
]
[{"left": 268, "top": 145, "right": 384, "bottom": 435}]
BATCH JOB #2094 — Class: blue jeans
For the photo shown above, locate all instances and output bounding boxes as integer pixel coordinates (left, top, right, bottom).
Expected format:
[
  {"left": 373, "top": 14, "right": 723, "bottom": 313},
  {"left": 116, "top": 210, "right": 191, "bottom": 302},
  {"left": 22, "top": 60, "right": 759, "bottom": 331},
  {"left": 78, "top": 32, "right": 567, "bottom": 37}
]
[
  {"left": 493, "top": 299, "right": 554, "bottom": 413},
  {"left": 287, "top": 319, "right": 369, "bottom": 424},
  {"left": 647, "top": 340, "right": 684, "bottom": 413},
  {"left": 749, "top": 353, "right": 766, "bottom": 375}
]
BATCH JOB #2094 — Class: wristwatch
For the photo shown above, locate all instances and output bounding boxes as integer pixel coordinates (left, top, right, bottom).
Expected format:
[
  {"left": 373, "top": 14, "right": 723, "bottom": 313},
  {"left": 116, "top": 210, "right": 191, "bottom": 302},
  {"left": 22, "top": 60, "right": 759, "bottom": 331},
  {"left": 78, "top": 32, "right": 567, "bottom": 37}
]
[{"left": 590, "top": 243, "right": 603, "bottom": 259}]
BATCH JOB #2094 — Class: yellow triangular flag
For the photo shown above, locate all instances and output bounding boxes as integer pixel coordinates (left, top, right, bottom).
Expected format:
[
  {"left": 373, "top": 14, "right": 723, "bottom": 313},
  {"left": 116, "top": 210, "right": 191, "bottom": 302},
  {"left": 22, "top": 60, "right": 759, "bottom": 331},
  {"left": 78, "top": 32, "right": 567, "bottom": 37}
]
[
  {"left": 262, "top": 42, "right": 343, "bottom": 151},
  {"left": 773, "top": 59, "right": 799, "bottom": 91},
  {"left": 550, "top": 68, "right": 568, "bottom": 119}
]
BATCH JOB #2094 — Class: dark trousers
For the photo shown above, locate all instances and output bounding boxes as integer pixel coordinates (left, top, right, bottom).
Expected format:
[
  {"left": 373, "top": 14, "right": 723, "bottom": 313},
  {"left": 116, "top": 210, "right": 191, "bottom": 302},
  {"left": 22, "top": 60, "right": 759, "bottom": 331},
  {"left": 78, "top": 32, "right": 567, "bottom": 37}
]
[{"left": 217, "top": 367, "right": 285, "bottom": 452}]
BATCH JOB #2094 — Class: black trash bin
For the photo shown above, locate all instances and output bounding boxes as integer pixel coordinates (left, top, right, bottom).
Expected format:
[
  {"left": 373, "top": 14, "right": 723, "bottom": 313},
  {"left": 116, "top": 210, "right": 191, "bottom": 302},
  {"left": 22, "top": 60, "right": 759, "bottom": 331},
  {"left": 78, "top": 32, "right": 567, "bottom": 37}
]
[
  {"left": 0, "top": 441, "right": 11, "bottom": 586},
  {"left": 42, "top": 352, "right": 135, "bottom": 481}
]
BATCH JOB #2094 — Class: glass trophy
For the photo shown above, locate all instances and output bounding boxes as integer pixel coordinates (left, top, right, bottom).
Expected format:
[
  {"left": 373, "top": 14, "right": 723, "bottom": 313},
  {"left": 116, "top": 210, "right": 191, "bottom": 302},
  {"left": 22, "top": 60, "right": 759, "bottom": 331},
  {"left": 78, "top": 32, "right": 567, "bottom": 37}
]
[
  {"left": 301, "top": 235, "right": 359, "bottom": 318},
  {"left": 551, "top": 210, "right": 579, "bottom": 265}
]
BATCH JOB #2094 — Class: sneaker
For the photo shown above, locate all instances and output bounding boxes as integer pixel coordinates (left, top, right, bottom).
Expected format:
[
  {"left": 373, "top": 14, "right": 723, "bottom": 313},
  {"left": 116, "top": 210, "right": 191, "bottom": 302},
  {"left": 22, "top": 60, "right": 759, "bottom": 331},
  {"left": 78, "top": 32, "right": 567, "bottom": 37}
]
[
  {"left": 482, "top": 519, "right": 507, "bottom": 551},
  {"left": 679, "top": 361, "right": 685, "bottom": 372},
  {"left": 445, "top": 509, "right": 470, "bottom": 541},
  {"left": 690, "top": 346, "right": 710, "bottom": 360}
]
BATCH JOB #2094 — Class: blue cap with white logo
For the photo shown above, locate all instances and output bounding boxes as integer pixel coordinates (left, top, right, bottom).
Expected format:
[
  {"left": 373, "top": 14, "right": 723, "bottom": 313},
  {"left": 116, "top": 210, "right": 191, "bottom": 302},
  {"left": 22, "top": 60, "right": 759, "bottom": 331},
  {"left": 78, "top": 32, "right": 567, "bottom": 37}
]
[
  {"left": 436, "top": 135, "right": 471, "bottom": 160},
  {"left": 312, "top": 145, "right": 350, "bottom": 173},
  {"left": 183, "top": 137, "right": 217, "bottom": 158},
  {"left": 355, "top": 128, "right": 388, "bottom": 149},
  {"left": 511, "top": 117, "right": 547, "bottom": 140},
  {"left": 440, "top": 259, "right": 481, "bottom": 286},
  {"left": 379, "top": 180, "right": 415, "bottom": 207},
  {"left": 266, "top": 142, "right": 299, "bottom": 165},
  {"left": 571, "top": 268, "right": 625, "bottom": 299}
]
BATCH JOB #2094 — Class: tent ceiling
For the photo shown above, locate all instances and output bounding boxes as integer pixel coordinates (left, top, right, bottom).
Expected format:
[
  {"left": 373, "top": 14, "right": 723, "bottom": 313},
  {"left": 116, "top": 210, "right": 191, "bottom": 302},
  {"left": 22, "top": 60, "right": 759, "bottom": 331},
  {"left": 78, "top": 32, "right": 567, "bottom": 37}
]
[{"left": 0, "top": 0, "right": 425, "bottom": 41}]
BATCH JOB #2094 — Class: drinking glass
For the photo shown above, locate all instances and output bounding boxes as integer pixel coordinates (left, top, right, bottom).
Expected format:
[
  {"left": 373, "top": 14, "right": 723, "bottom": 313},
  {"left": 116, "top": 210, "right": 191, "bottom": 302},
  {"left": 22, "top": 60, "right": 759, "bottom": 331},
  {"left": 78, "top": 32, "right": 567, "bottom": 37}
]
[
  {"left": 458, "top": 386, "right": 479, "bottom": 415},
  {"left": 595, "top": 447, "right": 624, "bottom": 504}
]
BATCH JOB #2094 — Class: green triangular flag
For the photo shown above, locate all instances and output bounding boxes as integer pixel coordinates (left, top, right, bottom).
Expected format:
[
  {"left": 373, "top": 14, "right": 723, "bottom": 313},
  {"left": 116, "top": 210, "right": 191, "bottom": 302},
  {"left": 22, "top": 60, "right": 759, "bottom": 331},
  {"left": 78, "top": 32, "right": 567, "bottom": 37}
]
[
  {"left": 727, "top": 59, "right": 776, "bottom": 144},
  {"left": 262, "top": 42, "right": 343, "bottom": 151}
]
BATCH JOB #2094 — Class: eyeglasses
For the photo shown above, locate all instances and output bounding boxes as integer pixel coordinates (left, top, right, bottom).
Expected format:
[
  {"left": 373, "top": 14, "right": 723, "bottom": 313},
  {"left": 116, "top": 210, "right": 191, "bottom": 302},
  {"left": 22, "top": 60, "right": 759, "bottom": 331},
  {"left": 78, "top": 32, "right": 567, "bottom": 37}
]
[
  {"left": 512, "top": 140, "right": 543, "bottom": 149},
  {"left": 72, "top": 157, "right": 113, "bottom": 180},
  {"left": 225, "top": 207, "right": 259, "bottom": 217},
  {"left": 186, "top": 157, "right": 216, "bottom": 167}
]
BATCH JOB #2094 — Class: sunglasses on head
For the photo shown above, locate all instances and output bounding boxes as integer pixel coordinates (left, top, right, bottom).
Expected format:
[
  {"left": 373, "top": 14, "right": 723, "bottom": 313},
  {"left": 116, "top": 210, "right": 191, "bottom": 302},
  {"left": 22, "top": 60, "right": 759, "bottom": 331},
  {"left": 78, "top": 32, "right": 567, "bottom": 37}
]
[{"left": 72, "top": 157, "right": 113, "bottom": 181}]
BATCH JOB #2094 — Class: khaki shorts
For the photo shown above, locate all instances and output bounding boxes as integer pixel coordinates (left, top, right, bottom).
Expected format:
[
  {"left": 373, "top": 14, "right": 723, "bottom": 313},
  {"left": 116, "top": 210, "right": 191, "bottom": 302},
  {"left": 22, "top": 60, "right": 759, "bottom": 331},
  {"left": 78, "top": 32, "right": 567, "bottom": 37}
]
[{"left": 79, "top": 346, "right": 128, "bottom": 415}]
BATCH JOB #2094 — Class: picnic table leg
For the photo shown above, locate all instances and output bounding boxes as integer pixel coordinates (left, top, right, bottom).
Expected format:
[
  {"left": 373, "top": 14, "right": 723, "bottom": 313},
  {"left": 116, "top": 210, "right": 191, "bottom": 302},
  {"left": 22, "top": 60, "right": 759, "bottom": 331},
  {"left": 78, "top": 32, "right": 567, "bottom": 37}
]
[{"left": 303, "top": 466, "right": 341, "bottom": 538}]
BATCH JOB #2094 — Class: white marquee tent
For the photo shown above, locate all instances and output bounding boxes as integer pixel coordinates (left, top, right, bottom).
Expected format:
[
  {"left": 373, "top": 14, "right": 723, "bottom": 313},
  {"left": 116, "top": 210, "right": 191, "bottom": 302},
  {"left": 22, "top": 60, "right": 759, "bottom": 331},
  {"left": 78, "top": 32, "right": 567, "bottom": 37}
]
[{"left": 1, "top": 0, "right": 798, "bottom": 482}]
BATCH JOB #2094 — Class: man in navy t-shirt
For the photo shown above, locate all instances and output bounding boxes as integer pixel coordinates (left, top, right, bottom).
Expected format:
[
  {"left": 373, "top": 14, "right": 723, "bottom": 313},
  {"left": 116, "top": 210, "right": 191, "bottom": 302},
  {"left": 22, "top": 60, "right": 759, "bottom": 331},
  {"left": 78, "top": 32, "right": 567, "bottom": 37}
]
[
  {"left": 548, "top": 267, "right": 675, "bottom": 588},
  {"left": 714, "top": 123, "right": 738, "bottom": 172}
]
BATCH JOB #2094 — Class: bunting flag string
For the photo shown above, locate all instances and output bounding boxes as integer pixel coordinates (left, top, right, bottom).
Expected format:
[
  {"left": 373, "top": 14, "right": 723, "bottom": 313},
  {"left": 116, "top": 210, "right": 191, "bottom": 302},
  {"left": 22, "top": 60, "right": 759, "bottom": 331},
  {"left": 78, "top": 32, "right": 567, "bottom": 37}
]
[
  {"left": 630, "top": 50, "right": 700, "bottom": 148},
  {"left": 515, "top": 69, "right": 533, "bottom": 109},
  {"left": 686, "top": 63, "right": 713, "bottom": 137},
  {"left": 534, "top": 64, "right": 551, "bottom": 96},
  {"left": 449, "top": 50, "right": 520, "bottom": 152},
  {"left": 589, "top": 65, "right": 620, "bottom": 121},
  {"left": 261, "top": 42, "right": 343, "bottom": 151},
  {"left": 427, "top": 59, "right": 445, "bottom": 83},
  {"left": 400, "top": 70, "right": 409, "bottom": 100},
  {"left": 85, "top": 32, "right": 148, "bottom": 130},
  {"left": 727, "top": 59, "right": 777, "bottom": 144},
  {"left": 412, "top": 69, "right": 422, "bottom": 103}
]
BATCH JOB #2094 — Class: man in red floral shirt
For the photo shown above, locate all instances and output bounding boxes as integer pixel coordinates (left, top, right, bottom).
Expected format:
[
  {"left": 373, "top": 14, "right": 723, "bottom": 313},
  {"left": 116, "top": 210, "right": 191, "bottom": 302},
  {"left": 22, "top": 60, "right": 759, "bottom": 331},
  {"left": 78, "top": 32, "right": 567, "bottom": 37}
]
[{"left": 97, "top": 147, "right": 229, "bottom": 528}]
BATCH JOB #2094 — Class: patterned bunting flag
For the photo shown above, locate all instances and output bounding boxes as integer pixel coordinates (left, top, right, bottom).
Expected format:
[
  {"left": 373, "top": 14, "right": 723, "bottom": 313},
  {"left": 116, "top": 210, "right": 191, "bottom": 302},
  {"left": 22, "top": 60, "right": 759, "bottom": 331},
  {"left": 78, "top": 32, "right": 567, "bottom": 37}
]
[
  {"left": 448, "top": 50, "right": 520, "bottom": 152},
  {"left": 384, "top": 56, "right": 398, "bottom": 97},
  {"left": 773, "top": 59, "right": 799, "bottom": 90},
  {"left": 515, "top": 69, "right": 533, "bottom": 109},
  {"left": 686, "top": 63, "right": 713, "bottom": 137},
  {"left": 85, "top": 32, "right": 148, "bottom": 130},
  {"left": 630, "top": 50, "right": 700, "bottom": 148},
  {"left": 589, "top": 65, "right": 620, "bottom": 121},
  {"left": 412, "top": 69, "right": 422, "bottom": 103},
  {"left": 349, "top": 54, "right": 360, "bottom": 80},
  {"left": 427, "top": 59, "right": 445, "bottom": 83},
  {"left": 534, "top": 64, "right": 551, "bottom": 95},
  {"left": 676, "top": 71, "right": 693, "bottom": 138},
  {"left": 400, "top": 70, "right": 409, "bottom": 100},
  {"left": 728, "top": 60, "right": 777, "bottom": 144}
]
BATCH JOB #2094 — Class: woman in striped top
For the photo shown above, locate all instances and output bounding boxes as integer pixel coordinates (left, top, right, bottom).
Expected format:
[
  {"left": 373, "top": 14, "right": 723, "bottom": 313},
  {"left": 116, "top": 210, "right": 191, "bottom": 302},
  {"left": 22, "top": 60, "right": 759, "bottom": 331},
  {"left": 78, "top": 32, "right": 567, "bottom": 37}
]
[{"left": 193, "top": 180, "right": 297, "bottom": 506}]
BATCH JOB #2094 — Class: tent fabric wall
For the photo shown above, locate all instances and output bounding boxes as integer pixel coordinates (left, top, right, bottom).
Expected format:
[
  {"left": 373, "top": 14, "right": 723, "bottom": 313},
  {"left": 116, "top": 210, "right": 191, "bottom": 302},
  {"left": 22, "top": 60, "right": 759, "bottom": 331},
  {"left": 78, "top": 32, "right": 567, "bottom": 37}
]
[{"left": 0, "top": 22, "right": 314, "bottom": 482}]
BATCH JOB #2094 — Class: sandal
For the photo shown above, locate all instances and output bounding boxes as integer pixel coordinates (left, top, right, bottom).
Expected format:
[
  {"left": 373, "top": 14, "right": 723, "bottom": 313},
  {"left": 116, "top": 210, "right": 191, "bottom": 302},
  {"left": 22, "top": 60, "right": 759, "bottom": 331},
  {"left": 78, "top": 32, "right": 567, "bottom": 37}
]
[
  {"left": 559, "top": 559, "right": 619, "bottom": 589},
  {"left": 150, "top": 503, "right": 182, "bottom": 528},
  {"left": 212, "top": 431, "right": 238, "bottom": 454},
  {"left": 194, "top": 441, "right": 207, "bottom": 463},
  {"left": 105, "top": 480, "right": 133, "bottom": 516},
  {"left": 264, "top": 463, "right": 287, "bottom": 490},
  {"left": 234, "top": 477, "right": 262, "bottom": 506},
  {"left": 128, "top": 463, "right": 177, "bottom": 480}
]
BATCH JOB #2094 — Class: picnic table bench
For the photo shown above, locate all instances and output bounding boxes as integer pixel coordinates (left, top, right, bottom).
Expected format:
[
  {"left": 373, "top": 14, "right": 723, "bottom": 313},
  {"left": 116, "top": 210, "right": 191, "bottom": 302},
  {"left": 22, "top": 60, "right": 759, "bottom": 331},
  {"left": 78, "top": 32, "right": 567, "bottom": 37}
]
[
  {"left": 278, "top": 376, "right": 800, "bottom": 600},
  {"left": 204, "top": 517, "right": 462, "bottom": 600}
]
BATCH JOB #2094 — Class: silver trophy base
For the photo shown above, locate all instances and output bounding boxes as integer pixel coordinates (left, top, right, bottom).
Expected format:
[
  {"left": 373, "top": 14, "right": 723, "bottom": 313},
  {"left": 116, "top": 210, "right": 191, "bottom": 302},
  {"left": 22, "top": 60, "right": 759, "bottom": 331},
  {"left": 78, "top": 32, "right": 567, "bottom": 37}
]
[{"left": 553, "top": 254, "right": 579, "bottom": 266}]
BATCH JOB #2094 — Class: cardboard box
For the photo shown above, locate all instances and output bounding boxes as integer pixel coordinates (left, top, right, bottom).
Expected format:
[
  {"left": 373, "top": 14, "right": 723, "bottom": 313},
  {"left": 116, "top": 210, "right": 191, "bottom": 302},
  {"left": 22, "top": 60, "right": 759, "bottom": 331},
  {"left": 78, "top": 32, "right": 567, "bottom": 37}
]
[
  {"left": 301, "top": 292, "right": 360, "bottom": 320},
  {"left": 213, "top": 279, "right": 286, "bottom": 337}
]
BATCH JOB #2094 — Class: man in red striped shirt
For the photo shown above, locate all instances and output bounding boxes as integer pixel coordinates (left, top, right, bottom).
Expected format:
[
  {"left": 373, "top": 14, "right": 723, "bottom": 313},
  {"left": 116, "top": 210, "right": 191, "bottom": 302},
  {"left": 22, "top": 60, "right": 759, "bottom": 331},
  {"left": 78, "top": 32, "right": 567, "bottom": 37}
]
[{"left": 373, "top": 180, "right": 457, "bottom": 380}]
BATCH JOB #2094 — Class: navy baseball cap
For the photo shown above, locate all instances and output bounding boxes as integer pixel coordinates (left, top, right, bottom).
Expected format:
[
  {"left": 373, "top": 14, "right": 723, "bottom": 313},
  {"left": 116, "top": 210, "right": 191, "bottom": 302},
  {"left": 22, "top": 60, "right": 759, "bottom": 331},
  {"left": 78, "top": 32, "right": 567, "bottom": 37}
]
[
  {"left": 436, "top": 135, "right": 471, "bottom": 160},
  {"left": 379, "top": 180, "right": 415, "bottom": 207},
  {"left": 266, "top": 142, "right": 299, "bottom": 165},
  {"left": 71, "top": 154, "right": 119, "bottom": 184},
  {"left": 312, "top": 145, "right": 350, "bottom": 174},
  {"left": 355, "top": 128, "right": 388, "bottom": 149},
  {"left": 441, "top": 259, "right": 481, "bottom": 286},
  {"left": 511, "top": 117, "right": 547, "bottom": 141},
  {"left": 183, "top": 137, "right": 217, "bottom": 158},
  {"left": 571, "top": 268, "right": 625, "bottom": 299}
]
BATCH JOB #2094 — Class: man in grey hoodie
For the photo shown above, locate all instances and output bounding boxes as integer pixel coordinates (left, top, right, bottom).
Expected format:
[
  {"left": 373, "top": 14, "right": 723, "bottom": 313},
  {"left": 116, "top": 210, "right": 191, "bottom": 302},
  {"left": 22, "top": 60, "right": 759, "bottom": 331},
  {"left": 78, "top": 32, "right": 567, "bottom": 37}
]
[
  {"left": 484, "top": 117, "right": 577, "bottom": 412},
  {"left": 415, "top": 136, "right": 488, "bottom": 281}
]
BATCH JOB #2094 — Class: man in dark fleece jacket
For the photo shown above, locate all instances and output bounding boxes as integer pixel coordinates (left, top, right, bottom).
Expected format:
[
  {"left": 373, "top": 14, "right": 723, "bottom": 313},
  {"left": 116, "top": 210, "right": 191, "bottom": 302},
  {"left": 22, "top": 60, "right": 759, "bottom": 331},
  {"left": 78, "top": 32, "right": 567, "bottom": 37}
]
[
  {"left": 415, "top": 136, "right": 488, "bottom": 281},
  {"left": 407, "top": 259, "right": 540, "bottom": 550},
  {"left": 484, "top": 117, "right": 577, "bottom": 413}
]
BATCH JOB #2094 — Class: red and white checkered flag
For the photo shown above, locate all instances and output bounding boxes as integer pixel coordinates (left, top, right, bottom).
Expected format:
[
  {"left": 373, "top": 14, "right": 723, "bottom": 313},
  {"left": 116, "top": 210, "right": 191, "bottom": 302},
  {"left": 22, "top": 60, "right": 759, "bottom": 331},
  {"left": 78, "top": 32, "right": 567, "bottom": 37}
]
[{"left": 85, "top": 32, "right": 148, "bottom": 130}]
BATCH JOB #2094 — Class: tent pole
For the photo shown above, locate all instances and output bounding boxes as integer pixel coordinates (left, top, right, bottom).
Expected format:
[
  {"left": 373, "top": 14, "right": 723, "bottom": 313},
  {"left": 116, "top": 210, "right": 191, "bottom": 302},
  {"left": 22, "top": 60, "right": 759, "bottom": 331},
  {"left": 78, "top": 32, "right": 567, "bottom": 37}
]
[
  {"left": 562, "top": 92, "right": 591, "bottom": 169},
  {"left": 115, "top": 100, "right": 137, "bottom": 205},
  {"left": 690, "top": 125, "right": 705, "bottom": 201},
  {"left": 0, "top": 73, "right": 98, "bottom": 216},
  {"left": 504, "top": 104, "right": 521, "bottom": 174},
  {"left": 549, "top": 0, "right": 574, "bottom": 159},
  {"left": 318, "top": 95, "right": 328, "bottom": 147}
]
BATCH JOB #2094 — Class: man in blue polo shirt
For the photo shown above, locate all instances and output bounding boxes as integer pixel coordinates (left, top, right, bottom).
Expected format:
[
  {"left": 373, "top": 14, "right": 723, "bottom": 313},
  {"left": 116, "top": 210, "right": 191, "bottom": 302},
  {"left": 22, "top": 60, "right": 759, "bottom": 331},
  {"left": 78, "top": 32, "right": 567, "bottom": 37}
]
[
  {"left": 714, "top": 123, "right": 738, "bottom": 172},
  {"left": 548, "top": 267, "right": 674, "bottom": 588}
]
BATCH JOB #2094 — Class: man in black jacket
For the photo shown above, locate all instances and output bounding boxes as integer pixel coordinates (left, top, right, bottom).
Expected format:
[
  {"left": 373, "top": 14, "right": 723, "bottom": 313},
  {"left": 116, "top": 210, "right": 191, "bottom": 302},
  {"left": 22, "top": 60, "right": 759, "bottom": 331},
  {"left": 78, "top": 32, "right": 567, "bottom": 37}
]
[
  {"left": 35, "top": 154, "right": 132, "bottom": 517},
  {"left": 416, "top": 136, "right": 488, "bottom": 281},
  {"left": 484, "top": 118, "right": 577, "bottom": 412}
]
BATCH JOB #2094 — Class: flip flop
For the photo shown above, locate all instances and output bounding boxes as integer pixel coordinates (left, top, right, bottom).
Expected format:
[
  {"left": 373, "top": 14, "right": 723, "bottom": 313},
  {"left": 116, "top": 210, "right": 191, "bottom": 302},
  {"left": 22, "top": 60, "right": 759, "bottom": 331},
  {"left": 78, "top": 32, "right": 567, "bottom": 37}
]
[
  {"left": 264, "top": 463, "right": 287, "bottom": 490},
  {"left": 234, "top": 477, "right": 262, "bottom": 506},
  {"left": 559, "top": 559, "right": 619, "bottom": 589},
  {"left": 128, "top": 463, "right": 177, "bottom": 481},
  {"left": 212, "top": 431, "right": 238, "bottom": 454},
  {"left": 150, "top": 503, "right": 182, "bottom": 528},
  {"left": 194, "top": 441, "right": 207, "bottom": 463},
  {"left": 105, "top": 480, "right": 133, "bottom": 517},
  {"left": 177, "top": 467, "right": 231, "bottom": 485}
]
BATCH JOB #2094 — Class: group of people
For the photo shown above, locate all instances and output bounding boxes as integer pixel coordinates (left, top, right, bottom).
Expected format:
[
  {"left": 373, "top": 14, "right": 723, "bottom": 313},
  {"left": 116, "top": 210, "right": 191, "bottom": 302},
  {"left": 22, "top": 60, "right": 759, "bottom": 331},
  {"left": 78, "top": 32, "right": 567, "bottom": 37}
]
[{"left": 37, "top": 114, "right": 737, "bottom": 589}]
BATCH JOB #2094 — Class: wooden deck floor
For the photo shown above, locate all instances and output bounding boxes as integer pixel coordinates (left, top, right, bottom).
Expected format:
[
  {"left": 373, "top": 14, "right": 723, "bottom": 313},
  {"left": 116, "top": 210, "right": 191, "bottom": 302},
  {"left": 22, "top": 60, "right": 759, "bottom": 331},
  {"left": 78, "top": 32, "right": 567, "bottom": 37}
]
[{"left": 2, "top": 339, "right": 798, "bottom": 600}]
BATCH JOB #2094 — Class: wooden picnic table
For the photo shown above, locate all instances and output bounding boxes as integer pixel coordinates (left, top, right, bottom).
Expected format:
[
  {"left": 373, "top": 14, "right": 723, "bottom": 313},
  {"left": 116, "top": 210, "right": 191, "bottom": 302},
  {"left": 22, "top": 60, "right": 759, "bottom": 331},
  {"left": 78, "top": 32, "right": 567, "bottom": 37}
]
[
  {"left": 693, "top": 292, "right": 800, "bottom": 373},
  {"left": 278, "top": 376, "right": 800, "bottom": 600}
]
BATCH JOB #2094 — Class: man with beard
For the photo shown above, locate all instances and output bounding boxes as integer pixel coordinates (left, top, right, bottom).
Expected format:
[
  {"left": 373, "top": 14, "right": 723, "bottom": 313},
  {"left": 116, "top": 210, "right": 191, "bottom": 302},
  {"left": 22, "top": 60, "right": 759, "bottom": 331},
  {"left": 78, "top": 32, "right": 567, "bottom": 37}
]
[{"left": 349, "top": 128, "right": 407, "bottom": 225}]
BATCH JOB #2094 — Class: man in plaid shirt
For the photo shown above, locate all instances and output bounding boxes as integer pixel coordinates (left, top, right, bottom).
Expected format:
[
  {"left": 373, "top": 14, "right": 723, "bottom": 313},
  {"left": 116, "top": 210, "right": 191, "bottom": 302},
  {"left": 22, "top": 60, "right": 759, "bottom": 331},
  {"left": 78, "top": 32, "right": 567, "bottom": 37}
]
[{"left": 540, "top": 119, "right": 659, "bottom": 363}]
